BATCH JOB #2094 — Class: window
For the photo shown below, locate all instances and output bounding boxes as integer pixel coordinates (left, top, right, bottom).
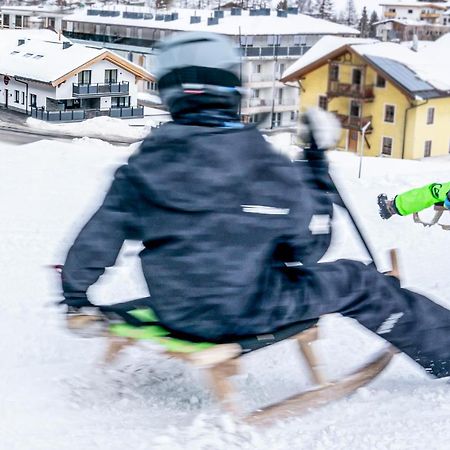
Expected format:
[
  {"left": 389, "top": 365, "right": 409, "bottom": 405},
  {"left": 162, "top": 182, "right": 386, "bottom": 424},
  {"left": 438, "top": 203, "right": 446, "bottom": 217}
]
[
  {"left": 318, "top": 95, "right": 328, "bottom": 110},
  {"left": 330, "top": 65, "right": 339, "bottom": 82},
  {"left": 146, "top": 81, "right": 157, "bottom": 91},
  {"left": 111, "top": 96, "right": 130, "bottom": 108},
  {"left": 104, "top": 69, "right": 118, "bottom": 84},
  {"left": 426, "top": 107, "right": 435, "bottom": 124},
  {"left": 293, "top": 35, "right": 306, "bottom": 46},
  {"left": 78, "top": 70, "right": 91, "bottom": 84},
  {"left": 376, "top": 75, "right": 386, "bottom": 88},
  {"left": 278, "top": 63, "right": 285, "bottom": 75},
  {"left": 14, "top": 90, "right": 19, "bottom": 103},
  {"left": 381, "top": 137, "right": 393, "bottom": 156},
  {"left": 23, "top": 53, "right": 33, "bottom": 58},
  {"left": 253, "top": 89, "right": 260, "bottom": 98},
  {"left": 33, "top": 55, "right": 43, "bottom": 59},
  {"left": 408, "top": 9, "right": 413, "bottom": 14},
  {"left": 271, "top": 112, "right": 282, "bottom": 127},
  {"left": 384, "top": 105, "right": 395, "bottom": 123},
  {"left": 15, "top": 15, "right": 22, "bottom": 27},
  {"left": 290, "top": 111, "right": 297, "bottom": 121},
  {"left": 277, "top": 88, "right": 284, "bottom": 105},
  {"left": 30, "top": 94, "right": 37, "bottom": 108},
  {"left": 424, "top": 140, "right": 432, "bottom": 157},
  {"left": 3, "top": 14, "right": 10, "bottom": 27},
  {"left": 350, "top": 100, "right": 361, "bottom": 117},
  {"left": 267, "top": 35, "right": 282, "bottom": 46},
  {"left": 21, "top": 92, "right": 25, "bottom": 105},
  {"left": 255, "top": 64, "right": 261, "bottom": 74},
  {"left": 240, "top": 36, "right": 253, "bottom": 46}
]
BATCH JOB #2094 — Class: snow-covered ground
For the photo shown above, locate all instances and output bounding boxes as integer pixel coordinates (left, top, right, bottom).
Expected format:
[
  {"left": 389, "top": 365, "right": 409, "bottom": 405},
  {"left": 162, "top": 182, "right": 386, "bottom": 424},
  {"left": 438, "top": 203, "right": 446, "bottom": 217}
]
[{"left": 0, "top": 134, "right": 449, "bottom": 449}]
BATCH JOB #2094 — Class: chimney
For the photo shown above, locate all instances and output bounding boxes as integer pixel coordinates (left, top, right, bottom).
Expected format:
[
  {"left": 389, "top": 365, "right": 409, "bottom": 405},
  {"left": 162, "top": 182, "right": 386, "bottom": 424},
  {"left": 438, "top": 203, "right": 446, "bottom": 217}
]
[
  {"left": 63, "top": 41, "right": 73, "bottom": 49},
  {"left": 18, "top": 39, "right": 25, "bottom": 46}
]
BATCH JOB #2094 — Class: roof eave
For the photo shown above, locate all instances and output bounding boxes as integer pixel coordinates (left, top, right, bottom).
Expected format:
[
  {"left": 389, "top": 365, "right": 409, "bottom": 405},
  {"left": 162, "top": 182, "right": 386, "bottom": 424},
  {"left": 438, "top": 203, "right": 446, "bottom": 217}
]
[{"left": 51, "top": 50, "right": 154, "bottom": 87}]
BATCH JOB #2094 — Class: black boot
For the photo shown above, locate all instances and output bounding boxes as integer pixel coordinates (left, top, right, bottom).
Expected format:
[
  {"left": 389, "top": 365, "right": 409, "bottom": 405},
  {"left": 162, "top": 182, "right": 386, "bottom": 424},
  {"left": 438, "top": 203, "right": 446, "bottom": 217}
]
[{"left": 377, "top": 194, "right": 399, "bottom": 220}]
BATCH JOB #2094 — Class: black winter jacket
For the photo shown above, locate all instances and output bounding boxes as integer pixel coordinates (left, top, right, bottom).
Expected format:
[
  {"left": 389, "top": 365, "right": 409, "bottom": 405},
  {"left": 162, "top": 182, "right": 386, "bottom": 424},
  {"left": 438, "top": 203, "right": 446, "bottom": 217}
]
[{"left": 62, "top": 123, "right": 329, "bottom": 340}]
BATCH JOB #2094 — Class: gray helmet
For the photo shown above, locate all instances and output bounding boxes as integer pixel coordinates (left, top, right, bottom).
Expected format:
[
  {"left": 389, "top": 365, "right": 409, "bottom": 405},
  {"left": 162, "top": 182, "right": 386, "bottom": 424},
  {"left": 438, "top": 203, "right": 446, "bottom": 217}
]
[{"left": 154, "top": 31, "right": 242, "bottom": 113}]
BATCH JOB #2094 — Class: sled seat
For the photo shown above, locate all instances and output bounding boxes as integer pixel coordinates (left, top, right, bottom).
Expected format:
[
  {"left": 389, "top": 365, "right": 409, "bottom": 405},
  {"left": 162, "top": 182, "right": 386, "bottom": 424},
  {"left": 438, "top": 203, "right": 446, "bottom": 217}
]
[{"left": 98, "top": 299, "right": 318, "bottom": 355}]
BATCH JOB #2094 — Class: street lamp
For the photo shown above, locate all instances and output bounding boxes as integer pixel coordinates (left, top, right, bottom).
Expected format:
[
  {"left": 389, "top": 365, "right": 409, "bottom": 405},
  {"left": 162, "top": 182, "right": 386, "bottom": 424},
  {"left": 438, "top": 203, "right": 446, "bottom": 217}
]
[{"left": 358, "top": 120, "right": 371, "bottom": 179}]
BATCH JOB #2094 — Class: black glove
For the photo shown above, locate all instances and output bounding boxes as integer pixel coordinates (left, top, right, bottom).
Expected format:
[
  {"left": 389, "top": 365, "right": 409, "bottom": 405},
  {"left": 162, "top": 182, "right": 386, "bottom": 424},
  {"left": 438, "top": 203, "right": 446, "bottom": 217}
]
[{"left": 59, "top": 294, "right": 93, "bottom": 310}]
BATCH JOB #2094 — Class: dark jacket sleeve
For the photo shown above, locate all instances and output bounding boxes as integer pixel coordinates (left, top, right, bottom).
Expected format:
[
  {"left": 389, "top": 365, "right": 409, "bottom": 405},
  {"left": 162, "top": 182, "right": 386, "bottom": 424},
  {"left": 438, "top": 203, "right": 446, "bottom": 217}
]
[{"left": 62, "top": 164, "right": 140, "bottom": 299}]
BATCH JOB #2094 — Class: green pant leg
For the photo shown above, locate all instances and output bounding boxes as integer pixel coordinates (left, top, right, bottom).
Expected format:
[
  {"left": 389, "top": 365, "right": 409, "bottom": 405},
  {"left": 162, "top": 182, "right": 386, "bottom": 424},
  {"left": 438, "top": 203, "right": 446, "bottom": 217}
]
[{"left": 394, "top": 182, "right": 450, "bottom": 216}]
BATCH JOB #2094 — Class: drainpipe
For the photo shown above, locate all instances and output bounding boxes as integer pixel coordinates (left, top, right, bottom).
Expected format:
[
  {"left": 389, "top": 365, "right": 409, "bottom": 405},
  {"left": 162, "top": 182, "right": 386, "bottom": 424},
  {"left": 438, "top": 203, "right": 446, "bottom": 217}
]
[
  {"left": 401, "top": 96, "right": 428, "bottom": 159},
  {"left": 14, "top": 77, "right": 29, "bottom": 115}
]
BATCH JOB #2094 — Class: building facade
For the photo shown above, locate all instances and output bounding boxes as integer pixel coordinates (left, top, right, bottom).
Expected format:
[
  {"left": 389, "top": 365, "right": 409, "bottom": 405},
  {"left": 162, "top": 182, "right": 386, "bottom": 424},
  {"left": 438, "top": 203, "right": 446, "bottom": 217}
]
[
  {"left": 59, "top": 6, "right": 359, "bottom": 129},
  {"left": 0, "top": 35, "right": 153, "bottom": 121},
  {"left": 281, "top": 38, "right": 450, "bottom": 159}
]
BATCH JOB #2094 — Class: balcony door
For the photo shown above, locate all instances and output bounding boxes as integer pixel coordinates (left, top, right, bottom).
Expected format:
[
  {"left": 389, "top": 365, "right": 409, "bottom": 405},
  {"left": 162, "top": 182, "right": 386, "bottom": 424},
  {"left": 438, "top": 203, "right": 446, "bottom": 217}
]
[
  {"left": 352, "top": 68, "right": 362, "bottom": 86},
  {"left": 350, "top": 100, "right": 361, "bottom": 118},
  {"left": 348, "top": 130, "right": 359, "bottom": 152}
]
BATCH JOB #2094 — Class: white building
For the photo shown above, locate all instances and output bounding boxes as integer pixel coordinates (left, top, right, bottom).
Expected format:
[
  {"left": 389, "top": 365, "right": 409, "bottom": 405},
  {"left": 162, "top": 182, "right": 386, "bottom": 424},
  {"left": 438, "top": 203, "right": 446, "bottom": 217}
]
[
  {"left": 0, "top": 31, "right": 153, "bottom": 121},
  {"left": 380, "top": 1, "right": 449, "bottom": 24},
  {"left": 0, "top": 4, "right": 74, "bottom": 31},
  {"left": 61, "top": 6, "right": 359, "bottom": 129}
]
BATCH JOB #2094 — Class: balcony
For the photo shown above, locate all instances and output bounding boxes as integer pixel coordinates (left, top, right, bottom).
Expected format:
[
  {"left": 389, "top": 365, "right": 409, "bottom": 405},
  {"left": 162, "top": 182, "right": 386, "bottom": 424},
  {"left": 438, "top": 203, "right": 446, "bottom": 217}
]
[
  {"left": 30, "top": 108, "right": 86, "bottom": 122},
  {"left": 420, "top": 12, "right": 440, "bottom": 19},
  {"left": 383, "top": 11, "right": 397, "bottom": 18},
  {"left": 110, "top": 106, "right": 144, "bottom": 118},
  {"left": 334, "top": 113, "right": 373, "bottom": 133},
  {"left": 30, "top": 106, "right": 143, "bottom": 122},
  {"left": 328, "top": 81, "right": 374, "bottom": 100},
  {"left": 73, "top": 81, "right": 129, "bottom": 97},
  {"left": 240, "top": 46, "right": 311, "bottom": 59}
]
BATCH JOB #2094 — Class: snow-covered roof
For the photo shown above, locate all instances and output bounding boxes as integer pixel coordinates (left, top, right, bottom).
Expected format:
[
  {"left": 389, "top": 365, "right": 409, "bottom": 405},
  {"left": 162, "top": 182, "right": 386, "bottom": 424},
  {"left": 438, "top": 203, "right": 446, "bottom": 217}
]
[
  {"left": 64, "top": 7, "right": 360, "bottom": 37},
  {"left": 282, "top": 36, "right": 378, "bottom": 79},
  {"left": 0, "top": 29, "right": 69, "bottom": 54},
  {"left": 282, "top": 34, "right": 450, "bottom": 94},
  {"left": 379, "top": 1, "right": 449, "bottom": 7},
  {"left": 0, "top": 4, "right": 76, "bottom": 13},
  {"left": 0, "top": 37, "right": 153, "bottom": 85}
]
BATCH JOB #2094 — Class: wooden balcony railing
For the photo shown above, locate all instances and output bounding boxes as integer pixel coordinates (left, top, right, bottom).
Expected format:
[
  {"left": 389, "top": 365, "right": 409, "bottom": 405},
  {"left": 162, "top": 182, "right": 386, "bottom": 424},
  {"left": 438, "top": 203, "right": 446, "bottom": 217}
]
[
  {"left": 333, "top": 113, "right": 373, "bottom": 133},
  {"left": 328, "top": 81, "right": 374, "bottom": 100}
]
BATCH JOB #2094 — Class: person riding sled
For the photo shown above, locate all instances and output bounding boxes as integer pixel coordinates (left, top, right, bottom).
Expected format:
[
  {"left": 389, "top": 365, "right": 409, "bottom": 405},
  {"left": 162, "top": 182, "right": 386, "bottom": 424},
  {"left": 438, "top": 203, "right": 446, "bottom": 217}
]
[
  {"left": 60, "top": 32, "right": 450, "bottom": 379},
  {"left": 378, "top": 182, "right": 450, "bottom": 220}
]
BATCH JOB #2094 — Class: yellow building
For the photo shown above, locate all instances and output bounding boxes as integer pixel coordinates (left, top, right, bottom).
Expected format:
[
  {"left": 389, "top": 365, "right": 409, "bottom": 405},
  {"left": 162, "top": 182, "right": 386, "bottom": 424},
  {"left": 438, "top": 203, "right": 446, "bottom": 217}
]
[{"left": 281, "top": 37, "right": 450, "bottom": 159}]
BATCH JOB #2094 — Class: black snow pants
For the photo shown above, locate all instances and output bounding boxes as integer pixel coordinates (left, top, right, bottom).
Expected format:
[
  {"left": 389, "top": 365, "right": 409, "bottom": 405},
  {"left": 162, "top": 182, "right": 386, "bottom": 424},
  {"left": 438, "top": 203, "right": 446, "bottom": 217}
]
[{"left": 291, "top": 260, "right": 450, "bottom": 378}]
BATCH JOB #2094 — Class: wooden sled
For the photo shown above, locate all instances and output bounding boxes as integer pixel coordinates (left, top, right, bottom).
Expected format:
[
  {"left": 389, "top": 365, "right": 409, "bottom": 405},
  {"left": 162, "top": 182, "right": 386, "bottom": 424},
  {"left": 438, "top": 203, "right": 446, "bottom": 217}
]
[
  {"left": 413, "top": 205, "right": 449, "bottom": 230},
  {"left": 66, "top": 310, "right": 396, "bottom": 425}
]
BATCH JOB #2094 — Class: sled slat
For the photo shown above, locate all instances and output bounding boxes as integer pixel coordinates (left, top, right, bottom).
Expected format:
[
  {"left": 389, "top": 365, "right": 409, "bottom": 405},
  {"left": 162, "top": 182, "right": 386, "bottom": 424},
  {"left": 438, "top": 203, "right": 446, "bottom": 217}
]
[{"left": 245, "top": 346, "right": 395, "bottom": 426}]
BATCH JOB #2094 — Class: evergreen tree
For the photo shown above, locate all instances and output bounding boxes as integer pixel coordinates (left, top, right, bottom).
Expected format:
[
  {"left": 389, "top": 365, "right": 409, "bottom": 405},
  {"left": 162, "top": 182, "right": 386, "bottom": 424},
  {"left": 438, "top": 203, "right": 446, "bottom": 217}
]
[
  {"left": 359, "top": 6, "right": 369, "bottom": 37},
  {"left": 277, "top": 0, "right": 288, "bottom": 10},
  {"left": 369, "top": 10, "right": 379, "bottom": 38}
]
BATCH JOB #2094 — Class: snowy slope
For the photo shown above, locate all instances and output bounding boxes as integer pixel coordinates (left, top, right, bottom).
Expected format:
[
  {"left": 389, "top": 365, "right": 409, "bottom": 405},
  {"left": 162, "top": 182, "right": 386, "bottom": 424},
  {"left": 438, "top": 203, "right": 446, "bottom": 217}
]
[{"left": 0, "top": 136, "right": 449, "bottom": 449}]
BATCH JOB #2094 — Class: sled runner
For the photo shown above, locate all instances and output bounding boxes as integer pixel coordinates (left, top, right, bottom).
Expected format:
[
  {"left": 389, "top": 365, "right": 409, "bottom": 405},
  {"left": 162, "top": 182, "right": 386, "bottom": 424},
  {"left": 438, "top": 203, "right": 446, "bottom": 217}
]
[
  {"left": 65, "top": 302, "right": 395, "bottom": 425},
  {"left": 413, "top": 204, "right": 450, "bottom": 230}
]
